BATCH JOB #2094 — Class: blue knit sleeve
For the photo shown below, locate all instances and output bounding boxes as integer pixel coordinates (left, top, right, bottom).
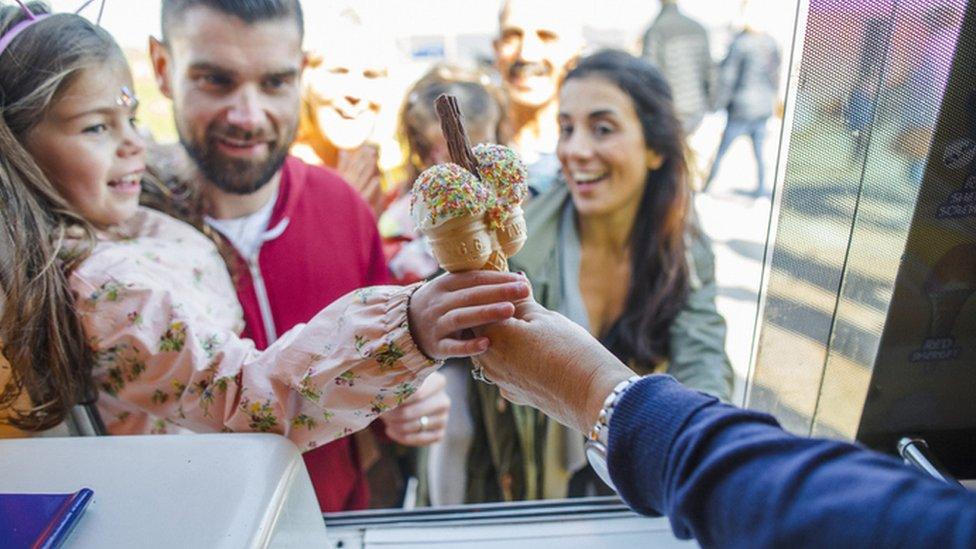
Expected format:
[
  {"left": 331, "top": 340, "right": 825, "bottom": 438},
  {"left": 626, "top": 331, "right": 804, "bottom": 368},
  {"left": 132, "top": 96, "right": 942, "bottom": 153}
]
[{"left": 607, "top": 375, "right": 976, "bottom": 547}]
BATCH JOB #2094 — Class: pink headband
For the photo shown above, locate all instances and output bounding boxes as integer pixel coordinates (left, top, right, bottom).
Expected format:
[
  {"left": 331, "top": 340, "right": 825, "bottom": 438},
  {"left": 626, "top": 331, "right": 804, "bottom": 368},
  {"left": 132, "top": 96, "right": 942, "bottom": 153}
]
[
  {"left": 0, "top": 2, "right": 48, "bottom": 58},
  {"left": 0, "top": 0, "right": 105, "bottom": 58}
]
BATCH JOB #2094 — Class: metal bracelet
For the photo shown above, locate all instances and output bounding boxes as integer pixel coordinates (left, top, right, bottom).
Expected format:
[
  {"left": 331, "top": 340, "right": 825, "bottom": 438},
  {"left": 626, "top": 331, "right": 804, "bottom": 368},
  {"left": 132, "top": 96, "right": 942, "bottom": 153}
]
[{"left": 588, "top": 375, "right": 642, "bottom": 442}]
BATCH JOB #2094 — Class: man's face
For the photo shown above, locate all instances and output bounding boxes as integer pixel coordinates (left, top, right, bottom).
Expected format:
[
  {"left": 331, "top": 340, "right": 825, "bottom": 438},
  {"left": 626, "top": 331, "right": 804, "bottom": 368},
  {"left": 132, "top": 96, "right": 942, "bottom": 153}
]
[
  {"left": 494, "top": 1, "right": 581, "bottom": 109},
  {"left": 303, "top": 47, "right": 388, "bottom": 150},
  {"left": 151, "top": 7, "right": 305, "bottom": 195}
]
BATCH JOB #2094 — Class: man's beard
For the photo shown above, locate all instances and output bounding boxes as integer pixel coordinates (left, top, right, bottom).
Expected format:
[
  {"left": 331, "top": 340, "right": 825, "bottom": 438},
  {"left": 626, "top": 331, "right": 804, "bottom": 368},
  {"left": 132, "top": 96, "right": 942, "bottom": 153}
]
[{"left": 179, "top": 121, "right": 295, "bottom": 196}]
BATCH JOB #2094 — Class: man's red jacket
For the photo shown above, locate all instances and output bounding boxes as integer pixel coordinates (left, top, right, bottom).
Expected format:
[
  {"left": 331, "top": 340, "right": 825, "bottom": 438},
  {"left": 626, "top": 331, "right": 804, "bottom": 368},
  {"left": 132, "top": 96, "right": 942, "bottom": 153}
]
[{"left": 229, "top": 156, "right": 389, "bottom": 512}]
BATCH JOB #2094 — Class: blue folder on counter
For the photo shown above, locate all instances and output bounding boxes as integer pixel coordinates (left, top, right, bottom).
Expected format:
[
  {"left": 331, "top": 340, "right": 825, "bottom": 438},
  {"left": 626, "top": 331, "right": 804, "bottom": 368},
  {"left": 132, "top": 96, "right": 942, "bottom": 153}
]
[{"left": 0, "top": 488, "right": 93, "bottom": 548}]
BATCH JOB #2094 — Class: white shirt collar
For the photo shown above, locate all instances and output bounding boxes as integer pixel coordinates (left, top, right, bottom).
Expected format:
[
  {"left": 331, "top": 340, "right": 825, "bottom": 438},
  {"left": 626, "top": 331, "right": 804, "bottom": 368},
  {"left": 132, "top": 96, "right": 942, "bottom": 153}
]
[{"left": 204, "top": 186, "right": 286, "bottom": 260}]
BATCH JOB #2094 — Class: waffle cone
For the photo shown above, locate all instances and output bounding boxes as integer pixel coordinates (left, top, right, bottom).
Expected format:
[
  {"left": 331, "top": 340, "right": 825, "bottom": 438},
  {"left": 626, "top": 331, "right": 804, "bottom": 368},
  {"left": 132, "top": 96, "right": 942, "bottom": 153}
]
[
  {"left": 482, "top": 248, "right": 509, "bottom": 272},
  {"left": 425, "top": 214, "right": 494, "bottom": 272},
  {"left": 495, "top": 206, "right": 527, "bottom": 258}
]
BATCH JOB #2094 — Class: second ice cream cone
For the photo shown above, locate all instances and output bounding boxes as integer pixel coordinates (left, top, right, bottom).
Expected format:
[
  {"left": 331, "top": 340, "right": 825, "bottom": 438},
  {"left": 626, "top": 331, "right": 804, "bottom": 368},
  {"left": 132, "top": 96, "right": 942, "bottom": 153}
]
[
  {"left": 481, "top": 232, "right": 509, "bottom": 272},
  {"left": 482, "top": 250, "right": 509, "bottom": 272},
  {"left": 495, "top": 205, "right": 527, "bottom": 258}
]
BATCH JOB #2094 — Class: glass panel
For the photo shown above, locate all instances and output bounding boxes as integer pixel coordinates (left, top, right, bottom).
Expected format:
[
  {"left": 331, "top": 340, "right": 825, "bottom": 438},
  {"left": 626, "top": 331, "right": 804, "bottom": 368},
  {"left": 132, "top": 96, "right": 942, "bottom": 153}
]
[
  {"left": 748, "top": 0, "right": 971, "bottom": 453},
  {"left": 815, "top": 0, "right": 969, "bottom": 440},
  {"left": 854, "top": 3, "right": 976, "bottom": 477},
  {"left": 39, "top": 0, "right": 801, "bottom": 519},
  {"left": 747, "top": 0, "right": 899, "bottom": 434}
]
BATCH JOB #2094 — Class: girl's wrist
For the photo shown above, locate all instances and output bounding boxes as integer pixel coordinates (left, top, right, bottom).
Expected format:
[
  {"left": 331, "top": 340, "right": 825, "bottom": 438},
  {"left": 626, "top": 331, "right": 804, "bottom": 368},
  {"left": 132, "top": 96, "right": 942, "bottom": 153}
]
[{"left": 405, "top": 281, "right": 438, "bottom": 363}]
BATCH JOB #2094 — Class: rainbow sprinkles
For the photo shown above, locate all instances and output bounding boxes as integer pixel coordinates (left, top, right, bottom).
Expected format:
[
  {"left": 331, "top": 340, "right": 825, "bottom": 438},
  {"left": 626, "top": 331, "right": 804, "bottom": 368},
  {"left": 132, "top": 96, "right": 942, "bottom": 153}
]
[{"left": 410, "top": 163, "right": 494, "bottom": 231}]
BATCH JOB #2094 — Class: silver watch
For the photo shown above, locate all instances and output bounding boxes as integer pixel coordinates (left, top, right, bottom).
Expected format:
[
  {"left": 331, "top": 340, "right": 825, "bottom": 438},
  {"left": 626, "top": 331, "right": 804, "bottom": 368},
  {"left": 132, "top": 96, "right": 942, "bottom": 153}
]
[{"left": 585, "top": 375, "right": 642, "bottom": 492}]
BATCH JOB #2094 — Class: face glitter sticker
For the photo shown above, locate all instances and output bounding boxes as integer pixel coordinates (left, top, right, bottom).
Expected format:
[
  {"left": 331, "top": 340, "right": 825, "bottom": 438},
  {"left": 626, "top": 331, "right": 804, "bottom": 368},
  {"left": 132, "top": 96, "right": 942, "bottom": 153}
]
[{"left": 116, "top": 85, "right": 137, "bottom": 108}]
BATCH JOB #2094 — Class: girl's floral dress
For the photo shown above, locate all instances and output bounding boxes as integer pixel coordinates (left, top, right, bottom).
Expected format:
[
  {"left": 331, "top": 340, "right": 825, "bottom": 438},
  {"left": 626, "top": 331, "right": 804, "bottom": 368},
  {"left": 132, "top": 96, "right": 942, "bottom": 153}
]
[{"left": 67, "top": 207, "right": 439, "bottom": 450}]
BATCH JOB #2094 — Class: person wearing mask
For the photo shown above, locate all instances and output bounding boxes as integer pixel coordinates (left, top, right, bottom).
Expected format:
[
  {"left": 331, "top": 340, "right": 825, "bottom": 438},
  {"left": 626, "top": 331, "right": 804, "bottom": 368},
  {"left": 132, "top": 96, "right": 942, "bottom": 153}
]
[{"left": 467, "top": 50, "right": 732, "bottom": 503}]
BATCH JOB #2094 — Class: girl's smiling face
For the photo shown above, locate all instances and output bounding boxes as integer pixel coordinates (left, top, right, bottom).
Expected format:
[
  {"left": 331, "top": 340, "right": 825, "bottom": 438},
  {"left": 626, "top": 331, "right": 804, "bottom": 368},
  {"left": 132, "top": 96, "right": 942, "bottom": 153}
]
[{"left": 25, "top": 61, "right": 146, "bottom": 228}]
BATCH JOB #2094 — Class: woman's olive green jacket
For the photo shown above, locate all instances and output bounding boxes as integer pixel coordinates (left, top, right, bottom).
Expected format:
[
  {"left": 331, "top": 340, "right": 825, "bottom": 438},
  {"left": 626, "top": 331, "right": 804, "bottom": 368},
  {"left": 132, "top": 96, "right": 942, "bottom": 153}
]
[{"left": 464, "top": 183, "right": 733, "bottom": 503}]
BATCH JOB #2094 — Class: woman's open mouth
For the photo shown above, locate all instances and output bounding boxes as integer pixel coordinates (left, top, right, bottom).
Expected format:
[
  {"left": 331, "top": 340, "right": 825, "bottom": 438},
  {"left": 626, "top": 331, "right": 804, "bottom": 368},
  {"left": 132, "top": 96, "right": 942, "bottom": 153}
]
[{"left": 571, "top": 171, "right": 609, "bottom": 189}]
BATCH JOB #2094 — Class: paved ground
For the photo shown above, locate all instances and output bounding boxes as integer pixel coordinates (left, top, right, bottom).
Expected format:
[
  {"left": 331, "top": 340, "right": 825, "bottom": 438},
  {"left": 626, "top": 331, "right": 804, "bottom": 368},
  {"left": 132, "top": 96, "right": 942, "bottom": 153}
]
[{"left": 688, "top": 112, "right": 782, "bottom": 406}]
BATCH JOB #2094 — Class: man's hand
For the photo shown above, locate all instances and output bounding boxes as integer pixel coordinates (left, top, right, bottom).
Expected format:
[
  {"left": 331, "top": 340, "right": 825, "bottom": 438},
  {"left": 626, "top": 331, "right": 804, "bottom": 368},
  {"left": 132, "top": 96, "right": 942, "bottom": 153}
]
[
  {"left": 383, "top": 371, "right": 450, "bottom": 446},
  {"left": 477, "top": 299, "right": 634, "bottom": 433}
]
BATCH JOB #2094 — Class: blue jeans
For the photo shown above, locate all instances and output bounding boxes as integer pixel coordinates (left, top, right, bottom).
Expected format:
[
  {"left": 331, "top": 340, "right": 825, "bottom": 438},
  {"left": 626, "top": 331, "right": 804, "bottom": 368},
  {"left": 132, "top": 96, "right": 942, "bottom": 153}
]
[{"left": 705, "top": 117, "right": 769, "bottom": 194}]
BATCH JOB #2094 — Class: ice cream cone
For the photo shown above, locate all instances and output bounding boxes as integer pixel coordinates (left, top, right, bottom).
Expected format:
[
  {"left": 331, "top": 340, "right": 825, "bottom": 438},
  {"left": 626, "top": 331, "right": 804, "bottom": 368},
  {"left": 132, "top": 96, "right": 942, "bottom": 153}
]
[
  {"left": 425, "top": 214, "right": 494, "bottom": 272},
  {"left": 481, "top": 231, "right": 509, "bottom": 272},
  {"left": 494, "top": 205, "right": 527, "bottom": 258}
]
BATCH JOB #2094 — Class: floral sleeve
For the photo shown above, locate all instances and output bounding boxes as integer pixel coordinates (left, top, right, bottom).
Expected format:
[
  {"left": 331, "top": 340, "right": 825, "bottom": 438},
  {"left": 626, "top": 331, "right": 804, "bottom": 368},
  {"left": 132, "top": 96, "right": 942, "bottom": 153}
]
[{"left": 72, "top": 273, "right": 439, "bottom": 451}]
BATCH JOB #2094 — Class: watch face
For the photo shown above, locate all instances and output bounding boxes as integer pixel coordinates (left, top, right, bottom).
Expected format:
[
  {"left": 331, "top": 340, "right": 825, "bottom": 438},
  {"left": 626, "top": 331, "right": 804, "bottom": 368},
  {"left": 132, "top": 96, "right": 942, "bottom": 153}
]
[{"left": 585, "top": 443, "right": 617, "bottom": 492}]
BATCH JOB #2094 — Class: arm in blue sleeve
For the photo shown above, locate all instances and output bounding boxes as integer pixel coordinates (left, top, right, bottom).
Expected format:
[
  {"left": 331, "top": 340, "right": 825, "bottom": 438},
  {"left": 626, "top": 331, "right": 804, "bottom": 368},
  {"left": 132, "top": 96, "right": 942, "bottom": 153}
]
[{"left": 607, "top": 375, "right": 976, "bottom": 547}]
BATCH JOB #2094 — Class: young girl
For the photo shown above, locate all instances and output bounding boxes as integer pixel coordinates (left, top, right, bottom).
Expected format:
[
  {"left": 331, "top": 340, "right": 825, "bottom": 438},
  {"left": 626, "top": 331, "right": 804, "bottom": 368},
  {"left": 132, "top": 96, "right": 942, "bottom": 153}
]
[{"left": 0, "top": 4, "right": 528, "bottom": 448}]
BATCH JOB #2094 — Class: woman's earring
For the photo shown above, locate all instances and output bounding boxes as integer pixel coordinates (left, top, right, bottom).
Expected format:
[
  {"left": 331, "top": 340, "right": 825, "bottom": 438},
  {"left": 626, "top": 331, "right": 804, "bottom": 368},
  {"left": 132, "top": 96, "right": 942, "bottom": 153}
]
[{"left": 646, "top": 150, "right": 665, "bottom": 171}]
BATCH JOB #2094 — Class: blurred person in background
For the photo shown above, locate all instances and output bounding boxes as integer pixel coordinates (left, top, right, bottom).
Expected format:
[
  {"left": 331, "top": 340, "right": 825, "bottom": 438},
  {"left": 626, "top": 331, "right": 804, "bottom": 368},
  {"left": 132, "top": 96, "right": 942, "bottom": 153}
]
[
  {"left": 894, "top": 5, "right": 963, "bottom": 183},
  {"left": 494, "top": 0, "right": 583, "bottom": 196},
  {"left": 468, "top": 50, "right": 732, "bottom": 503},
  {"left": 703, "top": 2, "right": 781, "bottom": 196},
  {"left": 844, "top": 71, "right": 879, "bottom": 164},
  {"left": 379, "top": 64, "right": 509, "bottom": 506},
  {"left": 640, "top": 0, "right": 714, "bottom": 134},
  {"left": 291, "top": 7, "right": 399, "bottom": 216},
  {"left": 147, "top": 0, "right": 449, "bottom": 512}
]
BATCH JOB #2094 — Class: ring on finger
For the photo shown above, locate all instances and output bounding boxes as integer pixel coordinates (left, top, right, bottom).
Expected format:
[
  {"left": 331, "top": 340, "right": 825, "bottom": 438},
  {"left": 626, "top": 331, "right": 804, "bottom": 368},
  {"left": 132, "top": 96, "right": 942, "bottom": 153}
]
[
  {"left": 471, "top": 365, "right": 494, "bottom": 385},
  {"left": 418, "top": 415, "right": 430, "bottom": 433}
]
